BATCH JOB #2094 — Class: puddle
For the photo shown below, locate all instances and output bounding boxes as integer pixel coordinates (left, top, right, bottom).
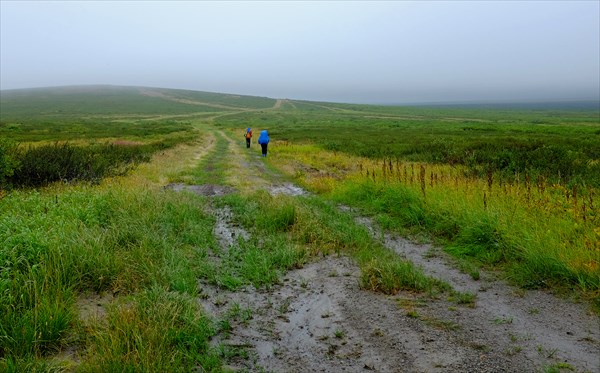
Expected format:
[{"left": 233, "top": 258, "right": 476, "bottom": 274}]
[
  {"left": 268, "top": 183, "right": 309, "bottom": 197},
  {"left": 213, "top": 206, "right": 250, "bottom": 250},
  {"left": 163, "top": 183, "right": 235, "bottom": 196}
]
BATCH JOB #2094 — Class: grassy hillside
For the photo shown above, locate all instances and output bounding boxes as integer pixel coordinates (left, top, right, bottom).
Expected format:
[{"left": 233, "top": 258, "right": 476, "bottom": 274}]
[
  {"left": 0, "top": 86, "right": 276, "bottom": 143},
  {"left": 0, "top": 85, "right": 275, "bottom": 120}
]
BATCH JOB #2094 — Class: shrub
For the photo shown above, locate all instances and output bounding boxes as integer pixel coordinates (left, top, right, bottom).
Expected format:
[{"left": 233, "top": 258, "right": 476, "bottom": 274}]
[
  {"left": 0, "top": 139, "right": 20, "bottom": 188},
  {"left": 6, "top": 142, "right": 154, "bottom": 188}
]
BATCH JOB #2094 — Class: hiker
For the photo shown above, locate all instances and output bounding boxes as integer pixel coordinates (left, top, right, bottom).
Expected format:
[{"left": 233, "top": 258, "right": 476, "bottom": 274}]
[
  {"left": 257, "top": 130, "right": 270, "bottom": 157},
  {"left": 244, "top": 128, "right": 252, "bottom": 148}
]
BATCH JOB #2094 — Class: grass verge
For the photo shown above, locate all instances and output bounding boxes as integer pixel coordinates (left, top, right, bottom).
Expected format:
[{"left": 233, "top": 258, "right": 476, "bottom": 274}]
[
  {"left": 269, "top": 143, "right": 600, "bottom": 311},
  {"left": 0, "top": 183, "right": 221, "bottom": 371}
]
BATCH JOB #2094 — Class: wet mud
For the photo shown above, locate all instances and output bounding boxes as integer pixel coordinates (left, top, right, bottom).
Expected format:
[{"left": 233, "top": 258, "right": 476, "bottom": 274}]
[
  {"left": 163, "top": 183, "right": 235, "bottom": 196},
  {"left": 197, "top": 133, "right": 599, "bottom": 372}
]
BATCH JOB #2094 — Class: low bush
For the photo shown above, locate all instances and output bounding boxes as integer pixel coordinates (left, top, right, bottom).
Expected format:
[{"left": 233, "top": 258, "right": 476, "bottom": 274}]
[
  {"left": 0, "top": 139, "right": 20, "bottom": 186},
  {"left": 1, "top": 142, "right": 164, "bottom": 188}
]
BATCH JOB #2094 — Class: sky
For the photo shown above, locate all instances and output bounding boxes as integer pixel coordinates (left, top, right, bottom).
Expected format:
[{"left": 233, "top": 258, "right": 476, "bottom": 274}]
[{"left": 1, "top": 1, "right": 599, "bottom": 104}]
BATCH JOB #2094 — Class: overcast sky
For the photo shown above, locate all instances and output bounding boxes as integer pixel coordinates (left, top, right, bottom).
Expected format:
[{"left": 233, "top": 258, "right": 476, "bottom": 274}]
[{"left": 1, "top": 1, "right": 599, "bottom": 104}]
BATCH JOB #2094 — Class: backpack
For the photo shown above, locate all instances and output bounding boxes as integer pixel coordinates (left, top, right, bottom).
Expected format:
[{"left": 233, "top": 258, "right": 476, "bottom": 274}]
[{"left": 245, "top": 130, "right": 252, "bottom": 139}]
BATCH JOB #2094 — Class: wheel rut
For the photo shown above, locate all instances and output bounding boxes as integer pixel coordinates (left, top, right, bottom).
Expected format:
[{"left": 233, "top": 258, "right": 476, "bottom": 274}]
[{"left": 182, "top": 129, "right": 599, "bottom": 372}]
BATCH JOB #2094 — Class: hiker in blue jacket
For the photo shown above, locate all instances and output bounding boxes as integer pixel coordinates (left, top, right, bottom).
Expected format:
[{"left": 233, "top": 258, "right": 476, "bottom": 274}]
[{"left": 257, "top": 130, "right": 270, "bottom": 157}]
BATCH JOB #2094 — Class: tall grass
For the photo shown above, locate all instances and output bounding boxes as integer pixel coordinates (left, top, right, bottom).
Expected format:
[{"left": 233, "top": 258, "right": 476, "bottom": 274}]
[
  {"left": 270, "top": 143, "right": 600, "bottom": 308},
  {"left": 80, "top": 286, "right": 219, "bottom": 372},
  {"left": 215, "top": 105, "right": 600, "bottom": 187},
  {"left": 0, "top": 183, "right": 220, "bottom": 370}
]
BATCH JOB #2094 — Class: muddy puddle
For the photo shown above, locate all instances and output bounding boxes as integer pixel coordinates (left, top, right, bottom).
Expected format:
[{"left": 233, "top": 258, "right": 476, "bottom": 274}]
[
  {"left": 213, "top": 206, "right": 250, "bottom": 250},
  {"left": 268, "top": 182, "right": 309, "bottom": 197},
  {"left": 199, "top": 201, "right": 598, "bottom": 371},
  {"left": 163, "top": 183, "right": 235, "bottom": 196}
]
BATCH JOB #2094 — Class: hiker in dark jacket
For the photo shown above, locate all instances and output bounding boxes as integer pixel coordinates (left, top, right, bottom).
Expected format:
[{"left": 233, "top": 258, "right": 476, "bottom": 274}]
[
  {"left": 257, "top": 130, "right": 270, "bottom": 157},
  {"left": 244, "top": 128, "right": 252, "bottom": 148}
]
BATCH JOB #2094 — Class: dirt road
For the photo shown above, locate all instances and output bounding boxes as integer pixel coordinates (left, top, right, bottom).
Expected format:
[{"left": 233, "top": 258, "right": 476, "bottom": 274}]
[{"left": 177, "top": 130, "right": 600, "bottom": 372}]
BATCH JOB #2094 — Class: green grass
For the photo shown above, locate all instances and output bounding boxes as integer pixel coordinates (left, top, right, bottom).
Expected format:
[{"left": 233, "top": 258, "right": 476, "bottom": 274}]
[
  {"left": 215, "top": 102, "right": 600, "bottom": 187},
  {"left": 79, "top": 286, "right": 219, "bottom": 372},
  {"left": 0, "top": 117, "right": 195, "bottom": 143},
  {"left": 0, "top": 85, "right": 275, "bottom": 143},
  {"left": 1, "top": 85, "right": 598, "bottom": 368},
  {"left": 218, "top": 192, "right": 450, "bottom": 296},
  {"left": 324, "top": 178, "right": 598, "bottom": 300},
  {"left": 176, "top": 129, "right": 230, "bottom": 185},
  {"left": 0, "top": 184, "right": 220, "bottom": 371},
  {"left": 1, "top": 86, "right": 228, "bottom": 119}
]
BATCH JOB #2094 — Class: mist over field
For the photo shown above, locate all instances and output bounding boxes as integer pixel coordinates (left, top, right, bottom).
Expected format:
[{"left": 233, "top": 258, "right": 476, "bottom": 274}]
[
  {"left": 1, "top": 2, "right": 600, "bottom": 371},
  {"left": 1, "top": 1, "right": 599, "bottom": 104}
]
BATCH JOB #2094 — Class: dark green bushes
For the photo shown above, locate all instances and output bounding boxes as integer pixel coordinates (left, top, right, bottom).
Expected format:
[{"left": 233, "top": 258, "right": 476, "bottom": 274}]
[
  {"left": 461, "top": 140, "right": 598, "bottom": 186},
  {"left": 0, "top": 139, "right": 20, "bottom": 186},
  {"left": 1, "top": 142, "right": 163, "bottom": 188}
]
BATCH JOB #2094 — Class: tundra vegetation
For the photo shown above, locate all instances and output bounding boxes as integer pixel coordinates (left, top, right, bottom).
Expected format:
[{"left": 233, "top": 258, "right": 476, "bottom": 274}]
[{"left": 0, "top": 86, "right": 598, "bottom": 371}]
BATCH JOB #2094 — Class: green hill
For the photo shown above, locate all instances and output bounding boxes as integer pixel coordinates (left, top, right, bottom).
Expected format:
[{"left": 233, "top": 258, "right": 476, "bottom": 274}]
[{"left": 0, "top": 85, "right": 276, "bottom": 120}]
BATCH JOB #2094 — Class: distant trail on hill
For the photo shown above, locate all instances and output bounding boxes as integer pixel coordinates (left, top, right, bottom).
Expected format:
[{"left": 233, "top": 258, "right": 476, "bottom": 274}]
[
  {"left": 140, "top": 89, "right": 286, "bottom": 114},
  {"left": 139, "top": 88, "right": 248, "bottom": 111},
  {"left": 272, "top": 99, "right": 283, "bottom": 109}
]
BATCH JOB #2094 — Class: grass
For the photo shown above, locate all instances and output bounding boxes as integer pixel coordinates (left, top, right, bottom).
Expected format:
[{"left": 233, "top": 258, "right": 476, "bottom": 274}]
[
  {"left": 0, "top": 85, "right": 271, "bottom": 120},
  {"left": 171, "top": 129, "right": 230, "bottom": 185},
  {"left": 542, "top": 362, "right": 575, "bottom": 372},
  {"left": 448, "top": 290, "right": 477, "bottom": 307},
  {"left": 0, "top": 182, "right": 220, "bottom": 371},
  {"left": 79, "top": 286, "right": 219, "bottom": 372},
  {"left": 0, "top": 117, "right": 195, "bottom": 143},
  {"left": 1, "top": 86, "right": 598, "bottom": 369},
  {"left": 268, "top": 143, "right": 600, "bottom": 309},
  {"left": 214, "top": 101, "right": 600, "bottom": 187},
  {"left": 218, "top": 191, "right": 450, "bottom": 296}
]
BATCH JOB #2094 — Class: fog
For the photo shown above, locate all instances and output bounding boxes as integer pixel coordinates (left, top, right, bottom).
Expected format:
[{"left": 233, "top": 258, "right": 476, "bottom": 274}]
[{"left": 1, "top": 1, "right": 598, "bottom": 104}]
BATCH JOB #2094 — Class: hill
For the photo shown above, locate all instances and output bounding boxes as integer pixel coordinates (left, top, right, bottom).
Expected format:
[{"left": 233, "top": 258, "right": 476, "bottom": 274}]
[{"left": 0, "top": 85, "right": 277, "bottom": 120}]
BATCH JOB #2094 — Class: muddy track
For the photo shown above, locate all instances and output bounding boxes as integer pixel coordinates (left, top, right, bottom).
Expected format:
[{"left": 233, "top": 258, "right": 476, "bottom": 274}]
[
  {"left": 184, "top": 131, "right": 599, "bottom": 372},
  {"left": 355, "top": 214, "right": 600, "bottom": 372},
  {"left": 203, "top": 206, "right": 599, "bottom": 372}
]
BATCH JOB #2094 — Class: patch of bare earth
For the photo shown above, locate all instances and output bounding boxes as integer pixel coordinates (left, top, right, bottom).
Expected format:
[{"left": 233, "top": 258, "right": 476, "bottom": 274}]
[
  {"left": 52, "top": 293, "right": 116, "bottom": 366},
  {"left": 77, "top": 292, "right": 115, "bottom": 324},
  {"left": 200, "top": 254, "right": 558, "bottom": 372},
  {"left": 163, "top": 183, "right": 235, "bottom": 197},
  {"left": 353, "top": 212, "right": 600, "bottom": 372}
]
